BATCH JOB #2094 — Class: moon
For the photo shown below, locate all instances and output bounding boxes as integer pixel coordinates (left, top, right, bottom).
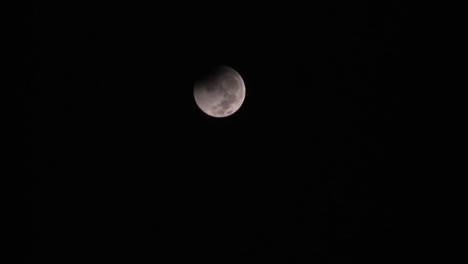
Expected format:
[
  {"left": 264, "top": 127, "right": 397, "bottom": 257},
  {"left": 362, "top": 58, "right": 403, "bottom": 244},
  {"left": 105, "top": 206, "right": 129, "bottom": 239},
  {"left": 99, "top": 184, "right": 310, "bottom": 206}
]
[{"left": 194, "top": 65, "right": 246, "bottom": 118}]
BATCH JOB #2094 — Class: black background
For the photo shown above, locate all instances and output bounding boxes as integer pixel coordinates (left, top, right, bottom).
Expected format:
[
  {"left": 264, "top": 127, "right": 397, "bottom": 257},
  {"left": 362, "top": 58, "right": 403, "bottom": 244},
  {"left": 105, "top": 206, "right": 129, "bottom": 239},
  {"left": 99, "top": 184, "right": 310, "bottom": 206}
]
[{"left": 24, "top": 1, "right": 409, "bottom": 264}]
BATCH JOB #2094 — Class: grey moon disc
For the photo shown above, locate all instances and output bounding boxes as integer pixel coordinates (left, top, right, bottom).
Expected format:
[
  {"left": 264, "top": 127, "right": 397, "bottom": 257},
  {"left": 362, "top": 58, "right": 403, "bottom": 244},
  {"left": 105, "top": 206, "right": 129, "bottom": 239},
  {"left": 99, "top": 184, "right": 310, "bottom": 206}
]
[{"left": 194, "top": 65, "right": 246, "bottom": 118}]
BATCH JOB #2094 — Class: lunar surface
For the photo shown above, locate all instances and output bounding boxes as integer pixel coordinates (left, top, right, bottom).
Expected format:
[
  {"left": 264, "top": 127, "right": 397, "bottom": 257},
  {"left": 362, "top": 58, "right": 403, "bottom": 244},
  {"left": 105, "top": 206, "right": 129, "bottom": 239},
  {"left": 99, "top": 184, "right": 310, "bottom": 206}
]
[{"left": 194, "top": 65, "right": 246, "bottom": 118}]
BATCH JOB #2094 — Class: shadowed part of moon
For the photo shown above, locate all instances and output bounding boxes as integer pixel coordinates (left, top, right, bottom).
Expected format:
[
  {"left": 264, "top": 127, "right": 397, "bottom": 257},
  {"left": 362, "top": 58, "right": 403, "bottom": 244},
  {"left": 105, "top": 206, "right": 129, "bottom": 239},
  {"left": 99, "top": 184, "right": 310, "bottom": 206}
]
[{"left": 194, "top": 66, "right": 246, "bottom": 118}]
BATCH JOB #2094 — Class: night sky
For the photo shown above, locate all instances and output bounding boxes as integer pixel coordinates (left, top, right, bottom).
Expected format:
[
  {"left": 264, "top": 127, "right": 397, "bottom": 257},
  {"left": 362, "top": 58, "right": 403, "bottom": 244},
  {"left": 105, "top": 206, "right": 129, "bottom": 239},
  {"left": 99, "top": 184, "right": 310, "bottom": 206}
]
[{"left": 24, "top": 2, "right": 409, "bottom": 264}]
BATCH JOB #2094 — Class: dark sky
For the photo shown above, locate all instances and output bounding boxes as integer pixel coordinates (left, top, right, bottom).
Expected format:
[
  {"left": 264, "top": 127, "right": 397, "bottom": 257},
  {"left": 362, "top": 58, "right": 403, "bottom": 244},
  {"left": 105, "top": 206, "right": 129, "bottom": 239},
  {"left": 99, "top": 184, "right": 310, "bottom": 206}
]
[{"left": 24, "top": 2, "right": 409, "bottom": 264}]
